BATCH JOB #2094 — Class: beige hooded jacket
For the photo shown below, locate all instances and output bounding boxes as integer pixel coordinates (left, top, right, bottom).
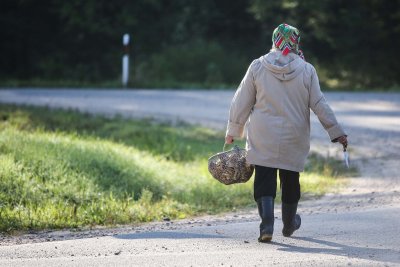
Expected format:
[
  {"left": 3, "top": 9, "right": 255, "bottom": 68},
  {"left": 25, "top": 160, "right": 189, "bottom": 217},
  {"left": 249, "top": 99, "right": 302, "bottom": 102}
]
[{"left": 226, "top": 50, "right": 346, "bottom": 172}]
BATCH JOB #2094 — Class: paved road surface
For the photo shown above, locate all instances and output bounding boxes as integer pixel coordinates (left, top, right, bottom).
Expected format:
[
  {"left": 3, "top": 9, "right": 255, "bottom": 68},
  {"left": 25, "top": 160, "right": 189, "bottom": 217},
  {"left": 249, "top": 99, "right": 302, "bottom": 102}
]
[{"left": 0, "top": 89, "right": 399, "bottom": 266}]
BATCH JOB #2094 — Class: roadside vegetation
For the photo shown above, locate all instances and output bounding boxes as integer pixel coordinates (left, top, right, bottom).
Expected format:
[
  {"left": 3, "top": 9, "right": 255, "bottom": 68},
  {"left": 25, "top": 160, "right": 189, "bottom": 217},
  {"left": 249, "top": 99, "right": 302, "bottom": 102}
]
[
  {"left": 2, "top": 1, "right": 399, "bottom": 90},
  {"left": 0, "top": 104, "right": 356, "bottom": 233}
]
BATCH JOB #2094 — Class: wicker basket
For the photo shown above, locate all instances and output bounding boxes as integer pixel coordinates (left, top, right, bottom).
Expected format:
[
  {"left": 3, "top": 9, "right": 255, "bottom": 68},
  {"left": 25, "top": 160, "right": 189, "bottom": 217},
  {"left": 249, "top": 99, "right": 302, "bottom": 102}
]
[{"left": 208, "top": 145, "right": 254, "bottom": 185}]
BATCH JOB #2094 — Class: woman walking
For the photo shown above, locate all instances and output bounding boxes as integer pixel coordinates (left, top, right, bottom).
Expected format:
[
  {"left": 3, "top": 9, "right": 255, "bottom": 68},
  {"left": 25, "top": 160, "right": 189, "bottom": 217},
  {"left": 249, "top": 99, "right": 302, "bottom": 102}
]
[{"left": 225, "top": 23, "right": 347, "bottom": 242}]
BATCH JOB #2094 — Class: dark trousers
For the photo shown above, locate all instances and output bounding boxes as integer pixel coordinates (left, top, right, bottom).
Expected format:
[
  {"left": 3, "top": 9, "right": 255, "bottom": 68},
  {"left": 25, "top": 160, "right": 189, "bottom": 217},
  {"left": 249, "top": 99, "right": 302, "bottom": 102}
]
[{"left": 254, "top": 165, "right": 300, "bottom": 204}]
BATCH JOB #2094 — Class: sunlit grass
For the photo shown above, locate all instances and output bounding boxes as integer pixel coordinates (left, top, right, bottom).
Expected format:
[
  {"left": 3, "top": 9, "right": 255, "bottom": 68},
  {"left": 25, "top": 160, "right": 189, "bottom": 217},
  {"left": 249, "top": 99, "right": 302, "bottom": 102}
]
[{"left": 0, "top": 104, "right": 355, "bottom": 232}]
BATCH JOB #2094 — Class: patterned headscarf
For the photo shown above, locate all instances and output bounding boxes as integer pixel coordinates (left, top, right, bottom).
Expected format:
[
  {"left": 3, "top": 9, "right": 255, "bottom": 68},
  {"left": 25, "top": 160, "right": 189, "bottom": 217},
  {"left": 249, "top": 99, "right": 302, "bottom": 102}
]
[{"left": 272, "top": 23, "right": 305, "bottom": 60}]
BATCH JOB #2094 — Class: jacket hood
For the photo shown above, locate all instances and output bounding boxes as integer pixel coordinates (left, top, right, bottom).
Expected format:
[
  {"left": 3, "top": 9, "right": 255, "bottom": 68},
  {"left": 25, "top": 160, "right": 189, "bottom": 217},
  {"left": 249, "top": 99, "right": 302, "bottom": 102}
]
[{"left": 261, "top": 50, "right": 305, "bottom": 81}]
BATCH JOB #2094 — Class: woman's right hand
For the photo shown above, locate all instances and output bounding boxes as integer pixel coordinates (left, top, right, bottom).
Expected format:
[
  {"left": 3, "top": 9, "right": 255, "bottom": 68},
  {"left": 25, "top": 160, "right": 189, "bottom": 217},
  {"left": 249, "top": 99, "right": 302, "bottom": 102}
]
[{"left": 225, "top": 135, "right": 234, "bottom": 144}]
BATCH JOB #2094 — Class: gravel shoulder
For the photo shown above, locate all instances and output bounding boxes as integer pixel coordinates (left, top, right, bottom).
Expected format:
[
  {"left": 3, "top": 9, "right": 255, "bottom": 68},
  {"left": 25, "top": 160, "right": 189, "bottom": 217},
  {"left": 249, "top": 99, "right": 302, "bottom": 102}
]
[{"left": 0, "top": 89, "right": 399, "bottom": 266}]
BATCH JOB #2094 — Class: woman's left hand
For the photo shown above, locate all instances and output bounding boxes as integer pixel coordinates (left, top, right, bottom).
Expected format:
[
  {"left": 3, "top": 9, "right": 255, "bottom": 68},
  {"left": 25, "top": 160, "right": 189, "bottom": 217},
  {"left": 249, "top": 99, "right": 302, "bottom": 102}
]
[
  {"left": 225, "top": 135, "right": 234, "bottom": 144},
  {"left": 337, "top": 135, "right": 348, "bottom": 147}
]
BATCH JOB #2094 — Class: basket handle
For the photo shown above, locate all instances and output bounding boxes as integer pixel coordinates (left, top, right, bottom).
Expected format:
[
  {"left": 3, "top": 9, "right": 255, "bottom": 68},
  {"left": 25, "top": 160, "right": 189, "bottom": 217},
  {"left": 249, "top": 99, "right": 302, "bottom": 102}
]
[
  {"left": 223, "top": 143, "right": 229, "bottom": 152},
  {"left": 223, "top": 143, "right": 237, "bottom": 152}
]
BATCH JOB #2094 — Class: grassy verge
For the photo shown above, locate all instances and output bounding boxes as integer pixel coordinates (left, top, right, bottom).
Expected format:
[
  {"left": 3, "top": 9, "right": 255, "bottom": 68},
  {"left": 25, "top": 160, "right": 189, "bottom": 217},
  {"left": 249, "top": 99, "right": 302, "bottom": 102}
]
[
  {"left": 0, "top": 80, "right": 236, "bottom": 90},
  {"left": 0, "top": 104, "right": 356, "bottom": 233},
  {"left": 1, "top": 79, "right": 399, "bottom": 91}
]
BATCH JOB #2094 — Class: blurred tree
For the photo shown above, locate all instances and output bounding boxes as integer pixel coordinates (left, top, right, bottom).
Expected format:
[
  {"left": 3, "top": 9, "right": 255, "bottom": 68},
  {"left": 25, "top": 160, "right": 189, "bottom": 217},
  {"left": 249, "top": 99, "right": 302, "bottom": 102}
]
[
  {"left": 0, "top": 0, "right": 399, "bottom": 88},
  {"left": 249, "top": 0, "right": 400, "bottom": 88}
]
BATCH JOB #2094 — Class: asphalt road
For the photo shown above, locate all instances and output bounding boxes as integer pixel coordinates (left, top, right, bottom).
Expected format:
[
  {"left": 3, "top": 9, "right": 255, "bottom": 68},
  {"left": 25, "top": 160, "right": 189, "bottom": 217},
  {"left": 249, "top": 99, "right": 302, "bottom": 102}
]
[{"left": 0, "top": 89, "right": 399, "bottom": 266}]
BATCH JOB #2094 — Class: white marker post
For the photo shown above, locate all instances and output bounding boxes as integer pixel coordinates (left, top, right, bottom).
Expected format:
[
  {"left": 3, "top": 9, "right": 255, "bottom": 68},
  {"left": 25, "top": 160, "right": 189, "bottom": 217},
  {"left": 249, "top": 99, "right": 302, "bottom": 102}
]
[{"left": 122, "top": 34, "right": 130, "bottom": 88}]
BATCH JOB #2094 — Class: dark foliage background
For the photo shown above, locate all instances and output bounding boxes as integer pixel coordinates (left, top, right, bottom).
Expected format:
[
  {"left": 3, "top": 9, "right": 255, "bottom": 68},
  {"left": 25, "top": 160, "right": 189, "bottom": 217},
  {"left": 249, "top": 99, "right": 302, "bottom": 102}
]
[{"left": 0, "top": 0, "right": 399, "bottom": 89}]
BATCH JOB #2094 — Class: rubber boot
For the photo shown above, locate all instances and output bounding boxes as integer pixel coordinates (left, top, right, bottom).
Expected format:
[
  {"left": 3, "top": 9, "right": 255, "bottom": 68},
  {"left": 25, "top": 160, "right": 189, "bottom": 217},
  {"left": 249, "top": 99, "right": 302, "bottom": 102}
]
[
  {"left": 281, "top": 202, "right": 301, "bottom": 237},
  {"left": 256, "top": 196, "right": 274, "bottom": 242}
]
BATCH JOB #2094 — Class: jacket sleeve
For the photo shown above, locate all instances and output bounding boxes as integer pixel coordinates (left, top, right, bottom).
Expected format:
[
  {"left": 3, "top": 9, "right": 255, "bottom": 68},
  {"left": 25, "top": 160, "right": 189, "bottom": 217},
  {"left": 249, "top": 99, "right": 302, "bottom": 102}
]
[
  {"left": 226, "top": 62, "right": 257, "bottom": 138},
  {"left": 308, "top": 66, "right": 347, "bottom": 142}
]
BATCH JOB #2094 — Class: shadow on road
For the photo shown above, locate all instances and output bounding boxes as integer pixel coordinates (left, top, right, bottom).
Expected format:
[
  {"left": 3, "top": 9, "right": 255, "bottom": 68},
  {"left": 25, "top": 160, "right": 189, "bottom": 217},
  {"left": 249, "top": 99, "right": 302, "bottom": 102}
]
[
  {"left": 274, "top": 236, "right": 399, "bottom": 264},
  {"left": 115, "top": 231, "right": 228, "bottom": 240}
]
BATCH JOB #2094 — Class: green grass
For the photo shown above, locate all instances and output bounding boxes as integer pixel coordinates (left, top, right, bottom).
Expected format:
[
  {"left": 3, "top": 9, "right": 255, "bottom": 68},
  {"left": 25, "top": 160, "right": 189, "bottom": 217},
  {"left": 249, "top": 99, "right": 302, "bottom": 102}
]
[
  {"left": 0, "top": 104, "right": 356, "bottom": 233},
  {"left": 0, "top": 79, "right": 236, "bottom": 89}
]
